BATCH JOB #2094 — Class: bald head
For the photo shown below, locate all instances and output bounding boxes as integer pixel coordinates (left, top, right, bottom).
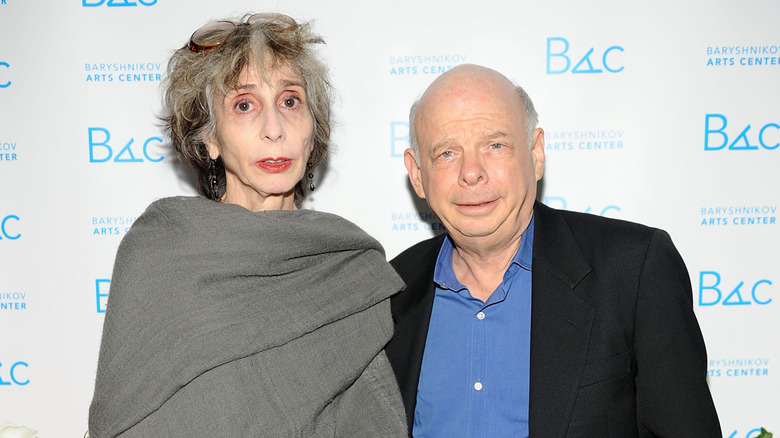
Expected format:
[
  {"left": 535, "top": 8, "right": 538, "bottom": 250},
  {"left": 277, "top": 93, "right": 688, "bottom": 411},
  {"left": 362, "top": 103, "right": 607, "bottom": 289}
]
[
  {"left": 419, "top": 64, "right": 517, "bottom": 112},
  {"left": 409, "top": 64, "right": 538, "bottom": 162}
]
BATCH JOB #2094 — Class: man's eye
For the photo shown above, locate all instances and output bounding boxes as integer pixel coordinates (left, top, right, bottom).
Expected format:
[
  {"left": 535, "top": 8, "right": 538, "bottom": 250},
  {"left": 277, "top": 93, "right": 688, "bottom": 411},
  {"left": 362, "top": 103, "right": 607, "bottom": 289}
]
[
  {"left": 489, "top": 143, "right": 503, "bottom": 149},
  {"left": 440, "top": 150, "right": 453, "bottom": 158}
]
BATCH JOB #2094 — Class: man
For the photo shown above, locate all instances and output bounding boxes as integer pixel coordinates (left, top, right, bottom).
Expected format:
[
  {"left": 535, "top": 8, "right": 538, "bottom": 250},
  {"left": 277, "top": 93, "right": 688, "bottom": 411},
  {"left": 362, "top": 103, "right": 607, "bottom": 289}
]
[{"left": 384, "top": 64, "right": 721, "bottom": 437}]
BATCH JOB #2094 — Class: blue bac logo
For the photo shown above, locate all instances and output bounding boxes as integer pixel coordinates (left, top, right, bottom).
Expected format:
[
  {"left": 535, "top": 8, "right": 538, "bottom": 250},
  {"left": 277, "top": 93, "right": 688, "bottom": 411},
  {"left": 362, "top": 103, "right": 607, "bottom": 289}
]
[
  {"left": 0, "top": 61, "right": 10, "bottom": 88},
  {"left": 0, "top": 214, "right": 20, "bottom": 240},
  {"left": 88, "top": 127, "right": 164, "bottom": 163},
  {"left": 83, "top": 0, "right": 156, "bottom": 6},
  {"left": 543, "top": 196, "right": 621, "bottom": 217},
  {"left": 704, "top": 114, "right": 779, "bottom": 151},
  {"left": 0, "top": 361, "right": 29, "bottom": 386},
  {"left": 727, "top": 428, "right": 773, "bottom": 438},
  {"left": 390, "top": 122, "right": 409, "bottom": 157},
  {"left": 96, "top": 279, "right": 110, "bottom": 313},
  {"left": 546, "top": 37, "right": 624, "bottom": 74},
  {"left": 698, "top": 271, "right": 772, "bottom": 306}
]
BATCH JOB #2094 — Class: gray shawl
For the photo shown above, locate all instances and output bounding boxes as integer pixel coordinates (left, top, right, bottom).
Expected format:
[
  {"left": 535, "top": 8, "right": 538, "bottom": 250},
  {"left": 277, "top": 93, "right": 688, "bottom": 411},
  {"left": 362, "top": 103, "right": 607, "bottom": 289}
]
[{"left": 89, "top": 196, "right": 407, "bottom": 437}]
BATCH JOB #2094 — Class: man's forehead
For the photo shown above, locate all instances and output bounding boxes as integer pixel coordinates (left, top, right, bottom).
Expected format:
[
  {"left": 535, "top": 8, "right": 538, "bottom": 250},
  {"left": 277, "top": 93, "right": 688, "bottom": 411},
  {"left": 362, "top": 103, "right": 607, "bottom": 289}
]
[
  {"left": 424, "top": 124, "right": 517, "bottom": 151},
  {"left": 419, "top": 88, "right": 523, "bottom": 127},
  {"left": 419, "top": 105, "right": 523, "bottom": 138}
]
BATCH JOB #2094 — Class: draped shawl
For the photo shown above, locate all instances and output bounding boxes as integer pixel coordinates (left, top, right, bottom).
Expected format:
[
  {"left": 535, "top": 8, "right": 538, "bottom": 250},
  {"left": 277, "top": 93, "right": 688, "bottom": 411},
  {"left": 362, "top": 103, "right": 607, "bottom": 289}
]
[{"left": 89, "top": 196, "right": 407, "bottom": 437}]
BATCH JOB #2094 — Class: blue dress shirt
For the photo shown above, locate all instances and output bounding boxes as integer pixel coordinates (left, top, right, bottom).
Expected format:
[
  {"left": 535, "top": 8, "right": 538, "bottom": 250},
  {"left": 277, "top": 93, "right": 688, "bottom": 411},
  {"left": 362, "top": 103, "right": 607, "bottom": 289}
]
[{"left": 413, "top": 218, "right": 534, "bottom": 438}]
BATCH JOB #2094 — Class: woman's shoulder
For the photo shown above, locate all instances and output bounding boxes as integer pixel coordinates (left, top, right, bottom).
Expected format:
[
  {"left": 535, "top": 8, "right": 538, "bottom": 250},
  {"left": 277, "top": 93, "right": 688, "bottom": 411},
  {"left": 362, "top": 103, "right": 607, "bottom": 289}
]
[
  {"left": 292, "top": 208, "right": 359, "bottom": 228},
  {"left": 279, "top": 209, "right": 387, "bottom": 255},
  {"left": 139, "top": 196, "right": 242, "bottom": 228},
  {"left": 118, "top": 196, "right": 215, "bottom": 252},
  {"left": 145, "top": 195, "right": 213, "bottom": 216}
]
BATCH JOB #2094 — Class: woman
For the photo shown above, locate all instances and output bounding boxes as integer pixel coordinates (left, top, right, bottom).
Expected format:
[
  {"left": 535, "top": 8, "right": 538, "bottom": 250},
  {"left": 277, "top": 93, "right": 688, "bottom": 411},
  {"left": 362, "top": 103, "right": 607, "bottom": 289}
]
[{"left": 88, "top": 13, "right": 407, "bottom": 437}]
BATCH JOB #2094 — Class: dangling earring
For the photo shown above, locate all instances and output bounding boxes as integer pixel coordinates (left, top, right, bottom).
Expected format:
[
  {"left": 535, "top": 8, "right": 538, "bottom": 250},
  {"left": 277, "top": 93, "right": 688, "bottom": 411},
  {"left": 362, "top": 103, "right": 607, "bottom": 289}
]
[
  {"left": 208, "top": 157, "right": 220, "bottom": 200},
  {"left": 307, "top": 160, "right": 315, "bottom": 191}
]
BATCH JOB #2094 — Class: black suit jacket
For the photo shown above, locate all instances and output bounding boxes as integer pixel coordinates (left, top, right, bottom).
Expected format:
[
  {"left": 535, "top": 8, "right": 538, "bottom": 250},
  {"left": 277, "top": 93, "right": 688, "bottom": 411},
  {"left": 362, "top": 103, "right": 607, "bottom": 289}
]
[{"left": 385, "top": 202, "right": 721, "bottom": 437}]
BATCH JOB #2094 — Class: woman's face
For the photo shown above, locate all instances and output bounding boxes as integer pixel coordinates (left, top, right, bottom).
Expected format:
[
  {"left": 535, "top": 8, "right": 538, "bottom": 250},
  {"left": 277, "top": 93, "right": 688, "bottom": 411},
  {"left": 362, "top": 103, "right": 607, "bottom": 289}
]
[{"left": 206, "top": 63, "right": 314, "bottom": 211}]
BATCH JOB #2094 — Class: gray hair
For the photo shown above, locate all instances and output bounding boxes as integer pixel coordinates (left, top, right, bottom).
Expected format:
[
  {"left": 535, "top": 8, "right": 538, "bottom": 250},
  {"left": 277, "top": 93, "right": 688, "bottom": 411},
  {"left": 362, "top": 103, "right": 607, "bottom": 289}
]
[
  {"left": 161, "top": 13, "right": 332, "bottom": 207},
  {"left": 409, "top": 85, "right": 539, "bottom": 164}
]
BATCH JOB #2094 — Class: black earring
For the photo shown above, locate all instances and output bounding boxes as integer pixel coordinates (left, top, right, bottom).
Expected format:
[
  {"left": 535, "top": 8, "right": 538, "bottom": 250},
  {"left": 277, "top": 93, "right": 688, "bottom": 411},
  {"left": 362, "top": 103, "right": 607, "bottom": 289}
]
[
  {"left": 307, "top": 160, "right": 315, "bottom": 191},
  {"left": 208, "top": 158, "right": 220, "bottom": 200}
]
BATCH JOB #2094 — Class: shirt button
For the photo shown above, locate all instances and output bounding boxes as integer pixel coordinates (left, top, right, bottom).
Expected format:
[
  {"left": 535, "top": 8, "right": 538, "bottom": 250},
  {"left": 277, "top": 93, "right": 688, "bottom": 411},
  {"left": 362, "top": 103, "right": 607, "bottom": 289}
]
[
  {"left": 474, "top": 381, "right": 483, "bottom": 391},
  {"left": 476, "top": 311, "right": 485, "bottom": 320}
]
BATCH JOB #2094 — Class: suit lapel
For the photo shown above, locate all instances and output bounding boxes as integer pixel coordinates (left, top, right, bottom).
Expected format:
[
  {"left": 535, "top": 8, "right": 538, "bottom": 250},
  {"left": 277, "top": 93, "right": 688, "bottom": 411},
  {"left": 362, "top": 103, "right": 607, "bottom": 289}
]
[
  {"left": 529, "top": 203, "right": 596, "bottom": 437},
  {"left": 387, "top": 234, "right": 444, "bottom": 432}
]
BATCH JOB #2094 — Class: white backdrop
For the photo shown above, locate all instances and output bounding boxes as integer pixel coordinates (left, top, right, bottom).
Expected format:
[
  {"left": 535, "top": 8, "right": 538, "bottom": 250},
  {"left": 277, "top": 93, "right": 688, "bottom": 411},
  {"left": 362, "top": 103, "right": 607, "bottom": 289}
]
[{"left": 1, "top": 0, "right": 778, "bottom": 436}]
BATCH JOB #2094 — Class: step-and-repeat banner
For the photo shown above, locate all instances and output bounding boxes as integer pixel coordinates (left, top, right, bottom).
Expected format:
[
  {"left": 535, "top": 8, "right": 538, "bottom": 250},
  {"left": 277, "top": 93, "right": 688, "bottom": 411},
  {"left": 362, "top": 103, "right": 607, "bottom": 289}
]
[{"left": 1, "top": 1, "right": 778, "bottom": 436}]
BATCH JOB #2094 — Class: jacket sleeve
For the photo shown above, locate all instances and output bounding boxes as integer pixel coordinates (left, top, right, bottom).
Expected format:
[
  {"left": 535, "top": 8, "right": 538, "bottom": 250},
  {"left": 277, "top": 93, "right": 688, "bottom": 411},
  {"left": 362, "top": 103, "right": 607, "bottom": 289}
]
[{"left": 633, "top": 229, "right": 722, "bottom": 437}]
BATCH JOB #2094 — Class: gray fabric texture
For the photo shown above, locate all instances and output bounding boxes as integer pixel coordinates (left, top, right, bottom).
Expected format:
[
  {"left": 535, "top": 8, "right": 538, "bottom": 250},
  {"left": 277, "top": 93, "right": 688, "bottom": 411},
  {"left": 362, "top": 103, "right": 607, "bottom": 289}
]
[{"left": 88, "top": 196, "right": 407, "bottom": 437}]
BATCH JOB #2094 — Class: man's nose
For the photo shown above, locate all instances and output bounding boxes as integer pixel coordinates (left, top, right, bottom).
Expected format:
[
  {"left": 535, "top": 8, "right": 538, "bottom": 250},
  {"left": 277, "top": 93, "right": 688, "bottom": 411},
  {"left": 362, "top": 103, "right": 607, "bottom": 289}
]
[{"left": 459, "top": 150, "right": 486, "bottom": 186}]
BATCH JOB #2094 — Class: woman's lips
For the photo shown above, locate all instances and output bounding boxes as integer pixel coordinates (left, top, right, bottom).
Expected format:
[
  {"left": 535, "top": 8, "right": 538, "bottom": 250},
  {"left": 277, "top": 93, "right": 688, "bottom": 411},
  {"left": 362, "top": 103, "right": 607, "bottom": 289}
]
[{"left": 256, "top": 157, "right": 292, "bottom": 173}]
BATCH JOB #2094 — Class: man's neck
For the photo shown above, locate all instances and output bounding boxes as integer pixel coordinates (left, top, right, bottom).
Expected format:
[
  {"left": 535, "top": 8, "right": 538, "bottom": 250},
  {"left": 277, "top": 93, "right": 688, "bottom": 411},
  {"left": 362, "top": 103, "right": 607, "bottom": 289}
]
[{"left": 450, "top": 235, "right": 523, "bottom": 302}]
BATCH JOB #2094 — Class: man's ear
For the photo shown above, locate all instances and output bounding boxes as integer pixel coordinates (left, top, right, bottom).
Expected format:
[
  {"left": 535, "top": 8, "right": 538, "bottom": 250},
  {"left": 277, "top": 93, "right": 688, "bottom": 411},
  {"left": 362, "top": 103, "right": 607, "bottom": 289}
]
[
  {"left": 531, "top": 128, "right": 545, "bottom": 182},
  {"left": 404, "top": 148, "right": 426, "bottom": 199}
]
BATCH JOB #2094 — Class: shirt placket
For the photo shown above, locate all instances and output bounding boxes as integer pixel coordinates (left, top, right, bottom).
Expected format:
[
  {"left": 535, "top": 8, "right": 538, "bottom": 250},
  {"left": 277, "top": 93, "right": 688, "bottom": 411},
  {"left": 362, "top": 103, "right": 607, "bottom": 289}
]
[{"left": 467, "top": 300, "right": 488, "bottom": 437}]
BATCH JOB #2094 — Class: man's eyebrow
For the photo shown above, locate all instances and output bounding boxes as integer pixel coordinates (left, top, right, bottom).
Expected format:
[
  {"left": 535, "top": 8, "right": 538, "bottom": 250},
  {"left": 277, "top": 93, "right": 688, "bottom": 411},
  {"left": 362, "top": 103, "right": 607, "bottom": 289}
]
[
  {"left": 431, "top": 130, "right": 513, "bottom": 149},
  {"left": 430, "top": 137, "right": 456, "bottom": 154},
  {"left": 483, "top": 130, "right": 513, "bottom": 140}
]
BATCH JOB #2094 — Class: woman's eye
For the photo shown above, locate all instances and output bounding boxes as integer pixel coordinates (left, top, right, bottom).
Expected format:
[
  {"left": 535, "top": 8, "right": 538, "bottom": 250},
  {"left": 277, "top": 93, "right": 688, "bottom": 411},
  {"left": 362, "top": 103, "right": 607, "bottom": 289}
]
[
  {"left": 281, "top": 96, "right": 300, "bottom": 108},
  {"left": 236, "top": 100, "right": 252, "bottom": 112}
]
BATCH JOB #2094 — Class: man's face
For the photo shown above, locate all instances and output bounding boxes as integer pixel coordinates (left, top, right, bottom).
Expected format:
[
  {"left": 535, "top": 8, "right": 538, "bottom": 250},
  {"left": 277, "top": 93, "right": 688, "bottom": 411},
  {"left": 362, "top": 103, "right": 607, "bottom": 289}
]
[{"left": 404, "top": 66, "right": 545, "bottom": 249}]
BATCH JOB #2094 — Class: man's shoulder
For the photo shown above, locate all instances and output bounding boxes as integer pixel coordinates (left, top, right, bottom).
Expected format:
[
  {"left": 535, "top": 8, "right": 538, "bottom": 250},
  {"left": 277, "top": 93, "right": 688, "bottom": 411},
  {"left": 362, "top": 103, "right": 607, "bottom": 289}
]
[
  {"left": 536, "top": 202, "right": 661, "bottom": 242},
  {"left": 535, "top": 203, "right": 678, "bottom": 268},
  {"left": 390, "top": 234, "right": 446, "bottom": 277},
  {"left": 390, "top": 234, "right": 447, "bottom": 267}
]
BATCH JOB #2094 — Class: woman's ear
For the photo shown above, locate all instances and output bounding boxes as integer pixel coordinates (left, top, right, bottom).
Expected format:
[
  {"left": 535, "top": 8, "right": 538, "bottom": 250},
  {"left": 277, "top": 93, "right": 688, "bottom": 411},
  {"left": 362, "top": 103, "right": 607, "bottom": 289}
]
[{"left": 204, "top": 136, "right": 220, "bottom": 160}]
